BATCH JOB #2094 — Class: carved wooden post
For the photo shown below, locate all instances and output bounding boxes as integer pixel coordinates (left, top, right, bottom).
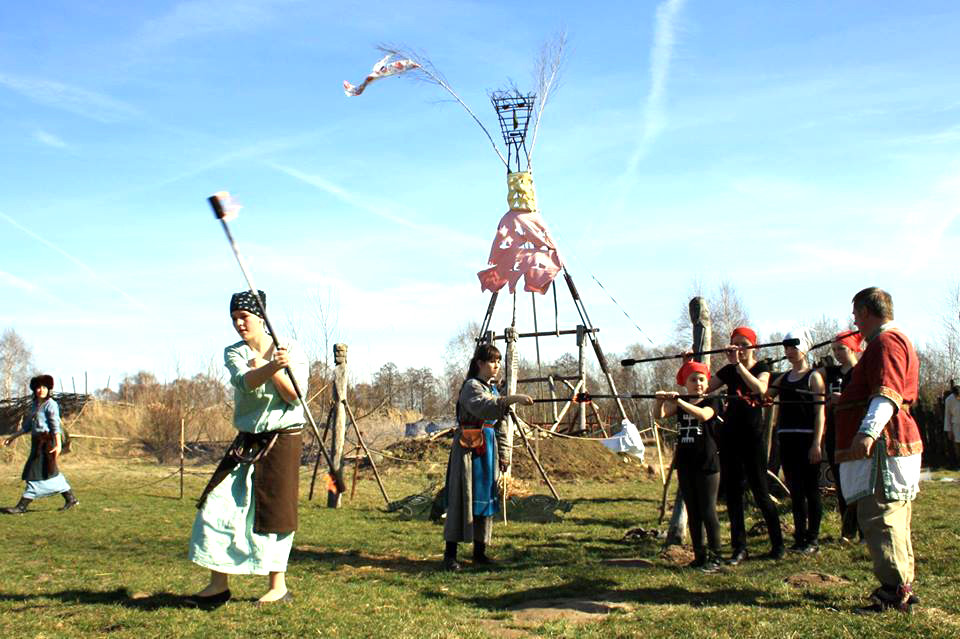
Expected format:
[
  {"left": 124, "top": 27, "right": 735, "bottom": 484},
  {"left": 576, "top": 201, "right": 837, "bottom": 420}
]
[
  {"left": 577, "top": 325, "right": 588, "bottom": 433},
  {"left": 327, "top": 343, "right": 348, "bottom": 508},
  {"left": 502, "top": 327, "right": 519, "bottom": 473},
  {"left": 666, "top": 297, "right": 711, "bottom": 545}
]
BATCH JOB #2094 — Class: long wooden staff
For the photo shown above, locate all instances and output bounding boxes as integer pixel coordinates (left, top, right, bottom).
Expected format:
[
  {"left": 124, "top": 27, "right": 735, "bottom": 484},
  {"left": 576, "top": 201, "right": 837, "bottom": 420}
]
[
  {"left": 531, "top": 392, "right": 824, "bottom": 405},
  {"left": 658, "top": 462, "right": 676, "bottom": 524},
  {"left": 208, "top": 193, "right": 346, "bottom": 493},
  {"left": 621, "top": 339, "right": 800, "bottom": 366},
  {"left": 508, "top": 409, "right": 560, "bottom": 500},
  {"left": 622, "top": 331, "right": 860, "bottom": 367}
]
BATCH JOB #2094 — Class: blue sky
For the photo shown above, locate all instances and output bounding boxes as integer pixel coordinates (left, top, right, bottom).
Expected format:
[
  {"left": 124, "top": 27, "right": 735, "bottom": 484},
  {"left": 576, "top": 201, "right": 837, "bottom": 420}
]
[{"left": 1, "top": 1, "right": 958, "bottom": 390}]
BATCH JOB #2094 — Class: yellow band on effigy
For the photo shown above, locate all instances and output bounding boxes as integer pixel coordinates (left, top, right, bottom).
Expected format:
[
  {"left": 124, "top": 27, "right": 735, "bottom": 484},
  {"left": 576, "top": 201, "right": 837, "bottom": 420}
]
[{"left": 507, "top": 171, "right": 537, "bottom": 211}]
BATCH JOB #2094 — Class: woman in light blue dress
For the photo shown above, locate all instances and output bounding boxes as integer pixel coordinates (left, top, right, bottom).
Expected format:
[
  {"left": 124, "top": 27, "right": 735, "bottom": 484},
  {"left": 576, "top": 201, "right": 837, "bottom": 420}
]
[
  {"left": 188, "top": 290, "right": 306, "bottom": 606},
  {"left": 2, "top": 374, "right": 78, "bottom": 514}
]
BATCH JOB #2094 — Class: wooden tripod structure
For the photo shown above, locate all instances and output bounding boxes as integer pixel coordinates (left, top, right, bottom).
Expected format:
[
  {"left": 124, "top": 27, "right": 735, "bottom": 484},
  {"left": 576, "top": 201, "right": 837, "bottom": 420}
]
[{"left": 307, "top": 343, "right": 391, "bottom": 507}]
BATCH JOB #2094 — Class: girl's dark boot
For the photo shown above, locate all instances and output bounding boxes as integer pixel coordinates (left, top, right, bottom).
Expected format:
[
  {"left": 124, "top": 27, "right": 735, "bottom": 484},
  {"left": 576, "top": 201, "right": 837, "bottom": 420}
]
[
  {"left": 1, "top": 497, "right": 32, "bottom": 515},
  {"left": 473, "top": 541, "right": 495, "bottom": 565},
  {"left": 442, "top": 542, "right": 461, "bottom": 572},
  {"left": 59, "top": 491, "right": 79, "bottom": 512}
]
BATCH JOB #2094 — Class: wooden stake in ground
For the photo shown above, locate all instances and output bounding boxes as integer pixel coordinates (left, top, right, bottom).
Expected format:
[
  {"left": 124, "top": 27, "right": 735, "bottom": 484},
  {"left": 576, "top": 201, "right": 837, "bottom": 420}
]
[
  {"left": 179, "top": 418, "right": 185, "bottom": 500},
  {"left": 350, "top": 445, "right": 361, "bottom": 501},
  {"left": 309, "top": 404, "right": 337, "bottom": 501},
  {"left": 510, "top": 410, "right": 560, "bottom": 500},
  {"left": 502, "top": 326, "right": 519, "bottom": 473},
  {"left": 650, "top": 406, "right": 665, "bottom": 485},
  {"left": 343, "top": 401, "right": 390, "bottom": 505}
]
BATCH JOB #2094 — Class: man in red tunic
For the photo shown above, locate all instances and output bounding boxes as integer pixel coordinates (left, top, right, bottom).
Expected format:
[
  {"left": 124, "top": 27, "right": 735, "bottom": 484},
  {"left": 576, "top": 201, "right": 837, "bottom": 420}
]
[{"left": 835, "top": 287, "right": 923, "bottom": 613}]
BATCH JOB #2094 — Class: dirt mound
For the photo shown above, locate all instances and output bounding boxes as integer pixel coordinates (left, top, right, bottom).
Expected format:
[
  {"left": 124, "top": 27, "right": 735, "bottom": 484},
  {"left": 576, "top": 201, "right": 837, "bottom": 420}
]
[
  {"left": 381, "top": 436, "right": 651, "bottom": 482},
  {"left": 660, "top": 545, "right": 695, "bottom": 565},
  {"left": 480, "top": 595, "right": 634, "bottom": 638},
  {"left": 785, "top": 572, "right": 850, "bottom": 588}
]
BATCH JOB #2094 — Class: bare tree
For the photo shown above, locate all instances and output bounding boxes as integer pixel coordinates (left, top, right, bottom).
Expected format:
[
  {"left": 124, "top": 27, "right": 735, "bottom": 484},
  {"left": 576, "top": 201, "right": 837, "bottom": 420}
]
[
  {"left": 441, "top": 320, "right": 482, "bottom": 409},
  {"left": 285, "top": 288, "right": 340, "bottom": 381},
  {"left": 938, "top": 281, "right": 960, "bottom": 383},
  {"left": 673, "top": 280, "right": 749, "bottom": 354},
  {"left": 0, "top": 328, "right": 34, "bottom": 399},
  {"left": 373, "top": 362, "right": 402, "bottom": 409}
]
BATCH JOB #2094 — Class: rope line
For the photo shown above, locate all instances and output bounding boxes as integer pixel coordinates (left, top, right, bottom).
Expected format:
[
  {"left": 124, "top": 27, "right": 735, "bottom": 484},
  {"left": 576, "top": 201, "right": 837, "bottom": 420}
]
[{"left": 589, "top": 273, "right": 655, "bottom": 345}]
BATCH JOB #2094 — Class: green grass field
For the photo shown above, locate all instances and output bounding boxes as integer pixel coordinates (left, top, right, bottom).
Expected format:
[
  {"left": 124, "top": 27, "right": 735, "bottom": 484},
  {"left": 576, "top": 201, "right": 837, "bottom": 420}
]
[{"left": 1, "top": 460, "right": 958, "bottom": 638}]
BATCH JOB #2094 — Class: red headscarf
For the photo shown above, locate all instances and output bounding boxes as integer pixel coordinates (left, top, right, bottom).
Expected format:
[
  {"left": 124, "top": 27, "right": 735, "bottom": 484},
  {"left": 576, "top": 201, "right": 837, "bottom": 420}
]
[
  {"left": 834, "top": 330, "right": 863, "bottom": 353},
  {"left": 730, "top": 326, "right": 757, "bottom": 345},
  {"left": 677, "top": 361, "right": 710, "bottom": 386}
]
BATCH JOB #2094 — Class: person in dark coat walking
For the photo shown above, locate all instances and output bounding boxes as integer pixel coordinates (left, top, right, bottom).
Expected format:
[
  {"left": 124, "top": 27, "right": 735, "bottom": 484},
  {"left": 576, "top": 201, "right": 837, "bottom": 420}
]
[
  {"left": 2, "top": 374, "right": 78, "bottom": 514},
  {"left": 442, "top": 344, "right": 532, "bottom": 571}
]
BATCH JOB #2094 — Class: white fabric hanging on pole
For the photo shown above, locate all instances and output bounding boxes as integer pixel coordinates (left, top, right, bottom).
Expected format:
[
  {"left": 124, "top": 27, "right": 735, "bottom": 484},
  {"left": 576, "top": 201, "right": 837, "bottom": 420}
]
[{"left": 601, "top": 419, "right": 645, "bottom": 460}]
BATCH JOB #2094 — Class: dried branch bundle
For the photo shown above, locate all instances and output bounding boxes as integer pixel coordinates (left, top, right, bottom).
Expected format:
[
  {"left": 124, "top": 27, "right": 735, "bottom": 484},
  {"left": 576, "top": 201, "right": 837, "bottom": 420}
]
[
  {"left": 527, "top": 31, "right": 568, "bottom": 167},
  {"left": 377, "top": 44, "right": 508, "bottom": 168}
]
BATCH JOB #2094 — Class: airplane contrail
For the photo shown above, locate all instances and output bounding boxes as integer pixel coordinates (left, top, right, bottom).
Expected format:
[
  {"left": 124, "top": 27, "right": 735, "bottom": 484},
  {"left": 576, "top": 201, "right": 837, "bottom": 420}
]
[{"left": 0, "top": 211, "right": 147, "bottom": 310}]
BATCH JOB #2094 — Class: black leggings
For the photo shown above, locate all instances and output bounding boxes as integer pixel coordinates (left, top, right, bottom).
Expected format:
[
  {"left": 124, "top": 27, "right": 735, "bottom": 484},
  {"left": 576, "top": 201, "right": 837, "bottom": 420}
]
[
  {"left": 779, "top": 433, "right": 822, "bottom": 543},
  {"left": 720, "top": 427, "right": 783, "bottom": 551},
  {"left": 677, "top": 468, "right": 721, "bottom": 554}
]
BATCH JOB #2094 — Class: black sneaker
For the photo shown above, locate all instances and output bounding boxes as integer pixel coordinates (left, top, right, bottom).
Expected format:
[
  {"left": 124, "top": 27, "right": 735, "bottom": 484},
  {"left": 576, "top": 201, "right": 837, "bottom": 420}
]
[
  {"left": 764, "top": 545, "right": 786, "bottom": 560},
  {"left": 800, "top": 540, "right": 820, "bottom": 554},
  {"left": 441, "top": 557, "right": 462, "bottom": 572},
  {"left": 788, "top": 541, "right": 806, "bottom": 553},
  {"left": 701, "top": 555, "right": 722, "bottom": 574},
  {"left": 726, "top": 547, "right": 748, "bottom": 566}
]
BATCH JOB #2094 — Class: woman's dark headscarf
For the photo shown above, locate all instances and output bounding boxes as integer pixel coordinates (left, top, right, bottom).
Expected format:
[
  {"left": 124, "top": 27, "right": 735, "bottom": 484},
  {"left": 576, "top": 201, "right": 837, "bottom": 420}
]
[{"left": 230, "top": 290, "right": 266, "bottom": 319}]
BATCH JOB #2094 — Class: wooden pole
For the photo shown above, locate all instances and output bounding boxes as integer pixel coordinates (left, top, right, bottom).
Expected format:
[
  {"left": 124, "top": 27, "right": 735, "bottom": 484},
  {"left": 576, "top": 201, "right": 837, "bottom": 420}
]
[
  {"left": 531, "top": 292, "right": 545, "bottom": 424},
  {"left": 651, "top": 408, "right": 666, "bottom": 485},
  {"left": 577, "top": 325, "right": 587, "bottom": 434},
  {"left": 502, "top": 477, "right": 508, "bottom": 525},
  {"left": 179, "top": 418, "right": 185, "bottom": 500},
  {"left": 308, "top": 441, "right": 323, "bottom": 501},
  {"left": 502, "top": 326, "right": 519, "bottom": 473},
  {"left": 309, "top": 403, "right": 338, "bottom": 500},
  {"left": 658, "top": 464, "right": 676, "bottom": 524},
  {"left": 511, "top": 411, "right": 560, "bottom": 500},
  {"left": 548, "top": 375, "right": 558, "bottom": 423},
  {"left": 350, "top": 446, "right": 361, "bottom": 501},
  {"left": 343, "top": 401, "right": 390, "bottom": 505}
]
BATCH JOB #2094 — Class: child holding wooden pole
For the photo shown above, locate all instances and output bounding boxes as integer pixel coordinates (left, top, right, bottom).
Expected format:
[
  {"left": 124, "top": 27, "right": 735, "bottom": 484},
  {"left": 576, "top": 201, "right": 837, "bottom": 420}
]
[{"left": 655, "top": 361, "right": 724, "bottom": 572}]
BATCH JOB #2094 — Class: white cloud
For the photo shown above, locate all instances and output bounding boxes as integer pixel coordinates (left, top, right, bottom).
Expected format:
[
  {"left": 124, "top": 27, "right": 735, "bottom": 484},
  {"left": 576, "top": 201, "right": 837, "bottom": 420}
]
[
  {"left": 0, "top": 72, "right": 138, "bottom": 123},
  {"left": 138, "top": 0, "right": 301, "bottom": 46},
  {"left": 269, "top": 162, "right": 486, "bottom": 250},
  {"left": 33, "top": 130, "right": 70, "bottom": 149},
  {"left": 0, "top": 211, "right": 147, "bottom": 311},
  {"left": 0, "top": 270, "right": 36, "bottom": 293},
  {"left": 0, "top": 270, "right": 81, "bottom": 308},
  {"left": 624, "top": 0, "right": 687, "bottom": 174}
]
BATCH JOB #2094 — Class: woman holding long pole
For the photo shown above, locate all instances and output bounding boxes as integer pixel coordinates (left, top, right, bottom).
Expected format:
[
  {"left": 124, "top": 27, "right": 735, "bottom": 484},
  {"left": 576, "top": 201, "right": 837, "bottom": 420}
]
[
  {"left": 704, "top": 327, "right": 784, "bottom": 563},
  {"left": 188, "top": 291, "right": 306, "bottom": 606}
]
